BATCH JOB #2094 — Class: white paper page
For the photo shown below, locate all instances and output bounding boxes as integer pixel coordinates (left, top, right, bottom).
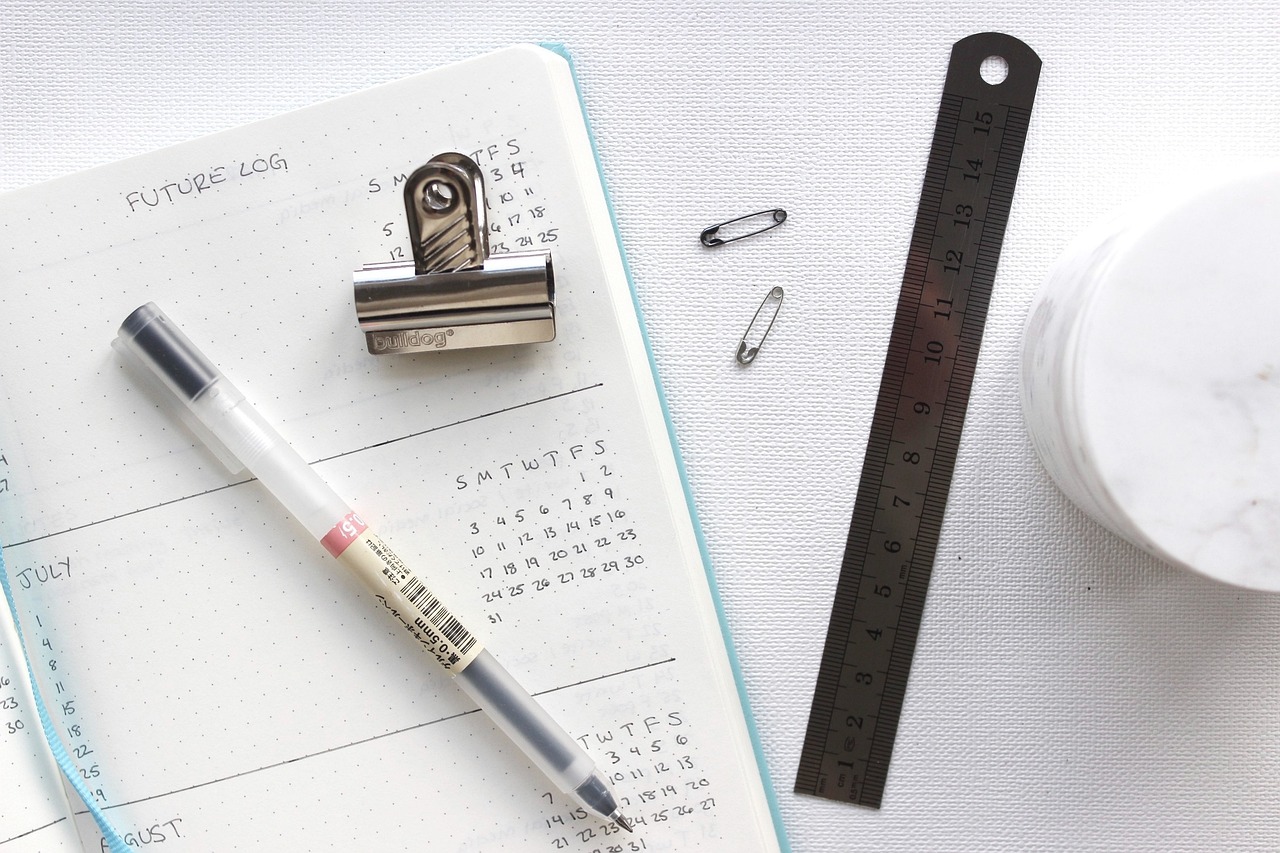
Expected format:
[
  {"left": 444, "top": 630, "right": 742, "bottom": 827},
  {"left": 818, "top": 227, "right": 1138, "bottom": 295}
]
[
  {"left": 0, "top": 46, "right": 781, "bottom": 852},
  {"left": 0, "top": 610, "right": 83, "bottom": 851}
]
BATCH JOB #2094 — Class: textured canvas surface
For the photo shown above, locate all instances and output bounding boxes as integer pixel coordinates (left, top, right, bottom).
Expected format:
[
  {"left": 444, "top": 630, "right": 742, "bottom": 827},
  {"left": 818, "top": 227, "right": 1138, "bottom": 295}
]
[{"left": 4, "top": 2, "right": 1280, "bottom": 850}]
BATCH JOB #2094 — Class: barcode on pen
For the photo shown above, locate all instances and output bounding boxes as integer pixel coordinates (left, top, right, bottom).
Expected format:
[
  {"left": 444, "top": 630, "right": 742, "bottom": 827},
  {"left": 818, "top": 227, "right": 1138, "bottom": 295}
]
[{"left": 401, "top": 578, "right": 478, "bottom": 657}]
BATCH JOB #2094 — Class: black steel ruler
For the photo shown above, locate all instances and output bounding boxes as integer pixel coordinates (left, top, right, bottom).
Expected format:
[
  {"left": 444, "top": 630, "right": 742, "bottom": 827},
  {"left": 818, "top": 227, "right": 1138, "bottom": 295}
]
[{"left": 795, "top": 32, "right": 1040, "bottom": 808}]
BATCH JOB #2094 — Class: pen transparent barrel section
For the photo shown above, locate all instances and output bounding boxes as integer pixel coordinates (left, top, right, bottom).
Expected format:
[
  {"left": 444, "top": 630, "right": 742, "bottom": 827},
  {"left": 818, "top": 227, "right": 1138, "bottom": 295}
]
[
  {"left": 196, "top": 391, "right": 350, "bottom": 539},
  {"left": 453, "top": 649, "right": 593, "bottom": 789}
]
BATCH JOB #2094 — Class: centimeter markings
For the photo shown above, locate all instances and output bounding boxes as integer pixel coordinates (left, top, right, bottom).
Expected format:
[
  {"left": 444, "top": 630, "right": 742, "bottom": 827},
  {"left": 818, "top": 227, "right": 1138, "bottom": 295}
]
[{"left": 795, "top": 33, "right": 1041, "bottom": 808}]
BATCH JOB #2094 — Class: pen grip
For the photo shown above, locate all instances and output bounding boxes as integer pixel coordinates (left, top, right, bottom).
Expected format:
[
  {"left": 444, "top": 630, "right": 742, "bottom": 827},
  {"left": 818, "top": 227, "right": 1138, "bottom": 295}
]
[
  {"left": 454, "top": 650, "right": 595, "bottom": 792},
  {"left": 326, "top": 521, "right": 610, "bottom": 812}
]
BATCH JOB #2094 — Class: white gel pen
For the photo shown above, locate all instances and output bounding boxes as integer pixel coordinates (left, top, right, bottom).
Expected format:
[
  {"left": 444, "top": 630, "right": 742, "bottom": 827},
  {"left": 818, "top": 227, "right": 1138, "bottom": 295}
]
[{"left": 114, "top": 302, "right": 631, "bottom": 832}]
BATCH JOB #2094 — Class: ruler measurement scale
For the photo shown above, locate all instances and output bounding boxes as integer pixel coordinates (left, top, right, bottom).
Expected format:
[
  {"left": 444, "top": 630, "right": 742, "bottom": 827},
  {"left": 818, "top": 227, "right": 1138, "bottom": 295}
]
[{"left": 796, "top": 33, "right": 1040, "bottom": 808}]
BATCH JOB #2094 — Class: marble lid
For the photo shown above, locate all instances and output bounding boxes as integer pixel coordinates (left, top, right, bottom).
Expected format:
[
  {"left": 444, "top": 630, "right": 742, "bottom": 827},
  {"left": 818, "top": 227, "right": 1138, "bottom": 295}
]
[{"left": 1076, "top": 167, "right": 1280, "bottom": 588}]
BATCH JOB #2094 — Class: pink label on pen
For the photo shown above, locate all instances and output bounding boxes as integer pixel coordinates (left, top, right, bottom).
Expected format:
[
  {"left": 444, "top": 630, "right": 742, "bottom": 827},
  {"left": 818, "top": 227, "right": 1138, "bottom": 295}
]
[{"left": 321, "top": 512, "right": 368, "bottom": 557}]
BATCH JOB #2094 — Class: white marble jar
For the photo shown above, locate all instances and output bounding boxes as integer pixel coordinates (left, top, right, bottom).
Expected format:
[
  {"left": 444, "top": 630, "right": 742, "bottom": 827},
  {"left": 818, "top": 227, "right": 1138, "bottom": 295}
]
[{"left": 1021, "top": 165, "right": 1280, "bottom": 590}]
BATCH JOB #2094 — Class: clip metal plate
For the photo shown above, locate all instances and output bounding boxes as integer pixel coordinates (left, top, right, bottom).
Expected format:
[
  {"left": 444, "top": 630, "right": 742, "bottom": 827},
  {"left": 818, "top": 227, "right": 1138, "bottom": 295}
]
[{"left": 354, "top": 153, "right": 555, "bottom": 354}]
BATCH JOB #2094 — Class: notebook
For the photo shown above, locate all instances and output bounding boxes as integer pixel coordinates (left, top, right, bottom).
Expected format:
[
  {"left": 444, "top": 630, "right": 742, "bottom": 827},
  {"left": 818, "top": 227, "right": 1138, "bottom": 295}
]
[{"left": 0, "top": 44, "right": 788, "bottom": 852}]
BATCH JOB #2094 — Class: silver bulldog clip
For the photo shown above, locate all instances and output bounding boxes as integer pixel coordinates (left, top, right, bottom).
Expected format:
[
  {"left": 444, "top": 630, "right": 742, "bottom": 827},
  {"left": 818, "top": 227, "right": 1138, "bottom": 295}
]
[{"left": 353, "top": 152, "right": 555, "bottom": 354}]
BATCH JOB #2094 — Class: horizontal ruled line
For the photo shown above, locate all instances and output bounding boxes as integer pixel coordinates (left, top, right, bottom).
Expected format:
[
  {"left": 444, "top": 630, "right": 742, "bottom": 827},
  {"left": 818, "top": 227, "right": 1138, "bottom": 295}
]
[
  {"left": 8, "top": 384, "right": 604, "bottom": 548},
  {"left": 80, "top": 656, "right": 675, "bottom": 814},
  {"left": 1, "top": 817, "right": 69, "bottom": 845}
]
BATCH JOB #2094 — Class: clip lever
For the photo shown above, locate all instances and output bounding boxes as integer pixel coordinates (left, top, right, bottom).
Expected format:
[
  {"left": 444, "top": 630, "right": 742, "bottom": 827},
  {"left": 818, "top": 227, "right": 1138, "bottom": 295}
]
[{"left": 354, "top": 153, "right": 556, "bottom": 354}]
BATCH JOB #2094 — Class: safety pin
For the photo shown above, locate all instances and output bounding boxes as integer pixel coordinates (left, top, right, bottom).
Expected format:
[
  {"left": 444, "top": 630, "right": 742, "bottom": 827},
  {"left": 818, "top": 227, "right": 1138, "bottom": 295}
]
[
  {"left": 737, "top": 286, "right": 784, "bottom": 365},
  {"left": 700, "top": 208, "right": 787, "bottom": 247}
]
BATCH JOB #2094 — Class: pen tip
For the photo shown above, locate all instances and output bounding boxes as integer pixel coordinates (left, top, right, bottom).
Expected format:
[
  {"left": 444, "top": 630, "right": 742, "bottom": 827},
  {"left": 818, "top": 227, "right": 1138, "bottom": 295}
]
[{"left": 613, "top": 812, "right": 634, "bottom": 833}]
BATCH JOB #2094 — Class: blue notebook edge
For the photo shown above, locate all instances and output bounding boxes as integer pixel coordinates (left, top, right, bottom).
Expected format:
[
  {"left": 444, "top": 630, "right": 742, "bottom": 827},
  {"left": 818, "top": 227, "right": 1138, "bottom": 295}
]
[{"left": 538, "top": 41, "right": 793, "bottom": 853}]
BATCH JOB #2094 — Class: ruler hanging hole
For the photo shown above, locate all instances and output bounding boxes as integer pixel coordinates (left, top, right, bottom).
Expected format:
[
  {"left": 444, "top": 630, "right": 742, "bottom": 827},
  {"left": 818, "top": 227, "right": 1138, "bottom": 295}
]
[{"left": 980, "top": 54, "right": 1009, "bottom": 85}]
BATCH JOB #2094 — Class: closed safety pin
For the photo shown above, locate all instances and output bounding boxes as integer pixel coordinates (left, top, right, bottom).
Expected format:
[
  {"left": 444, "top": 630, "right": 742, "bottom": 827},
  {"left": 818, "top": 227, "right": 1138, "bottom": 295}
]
[
  {"left": 701, "top": 208, "right": 787, "bottom": 247},
  {"left": 737, "top": 286, "right": 784, "bottom": 365}
]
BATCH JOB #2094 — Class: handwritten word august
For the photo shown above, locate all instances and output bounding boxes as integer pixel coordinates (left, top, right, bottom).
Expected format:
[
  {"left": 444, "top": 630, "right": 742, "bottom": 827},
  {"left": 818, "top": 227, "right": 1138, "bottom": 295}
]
[
  {"left": 124, "top": 153, "right": 288, "bottom": 213},
  {"left": 96, "top": 816, "right": 184, "bottom": 851}
]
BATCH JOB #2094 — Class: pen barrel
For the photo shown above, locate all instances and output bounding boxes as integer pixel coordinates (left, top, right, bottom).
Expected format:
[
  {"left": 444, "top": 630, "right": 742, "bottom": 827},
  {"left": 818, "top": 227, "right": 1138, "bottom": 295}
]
[
  {"left": 117, "top": 302, "right": 349, "bottom": 539},
  {"left": 454, "top": 650, "right": 595, "bottom": 791},
  {"left": 116, "top": 303, "right": 622, "bottom": 824},
  {"left": 197, "top": 392, "right": 351, "bottom": 540}
]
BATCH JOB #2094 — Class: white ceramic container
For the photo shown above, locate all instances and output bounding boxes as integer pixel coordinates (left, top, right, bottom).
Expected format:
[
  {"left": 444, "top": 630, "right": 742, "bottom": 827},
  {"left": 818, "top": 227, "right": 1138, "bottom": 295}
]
[{"left": 1021, "top": 166, "right": 1280, "bottom": 590}]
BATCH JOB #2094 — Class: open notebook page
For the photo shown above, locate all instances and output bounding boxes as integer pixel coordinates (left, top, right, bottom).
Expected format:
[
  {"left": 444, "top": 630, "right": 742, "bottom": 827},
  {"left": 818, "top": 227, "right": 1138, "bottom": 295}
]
[{"left": 0, "top": 45, "right": 783, "bottom": 852}]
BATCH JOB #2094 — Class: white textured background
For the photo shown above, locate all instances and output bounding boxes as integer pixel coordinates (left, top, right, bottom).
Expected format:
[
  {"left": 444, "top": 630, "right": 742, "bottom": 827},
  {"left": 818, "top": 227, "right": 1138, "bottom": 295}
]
[{"left": 4, "top": 2, "right": 1280, "bottom": 851}]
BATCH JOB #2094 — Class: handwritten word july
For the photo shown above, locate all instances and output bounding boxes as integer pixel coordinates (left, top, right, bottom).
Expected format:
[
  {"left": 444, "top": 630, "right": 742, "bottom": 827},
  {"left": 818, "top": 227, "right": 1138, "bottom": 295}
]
[{"left": 15, "top": 557, "right": 71, "bottom": 589}]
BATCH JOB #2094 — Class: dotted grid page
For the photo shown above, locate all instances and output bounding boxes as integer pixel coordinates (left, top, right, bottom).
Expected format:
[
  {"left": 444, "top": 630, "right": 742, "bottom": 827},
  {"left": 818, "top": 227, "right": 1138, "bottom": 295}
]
[{"left": 0, "top": 45, "right": 781, "bottom": 852}]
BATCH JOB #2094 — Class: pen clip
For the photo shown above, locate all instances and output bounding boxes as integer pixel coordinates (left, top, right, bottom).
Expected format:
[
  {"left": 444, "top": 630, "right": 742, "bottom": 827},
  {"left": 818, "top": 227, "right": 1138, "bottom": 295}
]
[
  {"left": 111, "top": 336, "right": 245, "bottom": 474},
  {"left": 700, "top": 208, "right": 787, "bottom": 247},
  {"left": 737, "top": 286, "right": 784, "bottom": 365}
]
